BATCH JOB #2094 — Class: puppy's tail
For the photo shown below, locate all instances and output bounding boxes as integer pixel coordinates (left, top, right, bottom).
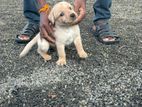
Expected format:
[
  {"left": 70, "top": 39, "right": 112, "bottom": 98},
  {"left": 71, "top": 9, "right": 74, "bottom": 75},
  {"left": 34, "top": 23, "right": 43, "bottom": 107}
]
[{"left": 19, "top": 33, "right": 40, "bottom": 58}]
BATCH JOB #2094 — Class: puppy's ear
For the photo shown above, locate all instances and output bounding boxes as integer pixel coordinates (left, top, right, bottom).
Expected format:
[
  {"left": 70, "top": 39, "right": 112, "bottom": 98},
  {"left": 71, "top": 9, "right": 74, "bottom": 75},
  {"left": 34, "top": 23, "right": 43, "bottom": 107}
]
[{"left": 48, "top": 10, "right": 55, "bottom": 24}]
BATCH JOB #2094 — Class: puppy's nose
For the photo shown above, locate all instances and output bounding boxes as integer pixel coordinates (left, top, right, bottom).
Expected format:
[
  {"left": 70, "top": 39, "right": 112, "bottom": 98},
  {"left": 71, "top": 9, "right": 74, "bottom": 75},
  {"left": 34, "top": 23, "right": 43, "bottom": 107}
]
[{"left": 70, "top": 13, "right": 76, "bottom": 19}]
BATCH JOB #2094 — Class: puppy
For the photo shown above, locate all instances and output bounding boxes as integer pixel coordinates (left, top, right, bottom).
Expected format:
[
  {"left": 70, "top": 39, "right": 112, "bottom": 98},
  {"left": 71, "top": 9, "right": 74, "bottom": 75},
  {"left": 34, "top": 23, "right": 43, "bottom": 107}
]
[{"left": 20, "top": 1, "right": 88, "bottom": 65}]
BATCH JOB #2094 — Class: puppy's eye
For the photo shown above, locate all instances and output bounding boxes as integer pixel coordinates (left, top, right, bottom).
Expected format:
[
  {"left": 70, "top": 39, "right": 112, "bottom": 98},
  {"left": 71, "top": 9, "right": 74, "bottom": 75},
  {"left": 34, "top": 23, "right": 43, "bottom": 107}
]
[
  {"left": 60, "top": 12, "right": 64, "bottom": 17},
  {"left": 69, "top": 7, "right": 72, "bottom": 10}
]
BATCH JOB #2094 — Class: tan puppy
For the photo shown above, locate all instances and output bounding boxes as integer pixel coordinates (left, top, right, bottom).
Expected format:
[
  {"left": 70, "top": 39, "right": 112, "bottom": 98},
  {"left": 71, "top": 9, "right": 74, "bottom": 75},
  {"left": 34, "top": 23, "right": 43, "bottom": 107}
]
[{"left": 20, "top": 1, "right": 88, "bottom": 65}]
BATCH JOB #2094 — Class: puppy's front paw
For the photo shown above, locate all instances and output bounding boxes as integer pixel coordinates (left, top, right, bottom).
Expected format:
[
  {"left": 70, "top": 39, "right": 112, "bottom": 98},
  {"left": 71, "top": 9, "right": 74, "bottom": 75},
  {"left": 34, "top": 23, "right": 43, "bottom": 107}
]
[
  {"left": 56, "top": 59, "right": 66, "bottom": 66},
  {"left": 79, "top": 51, "right": 88, "bottom": 58}
]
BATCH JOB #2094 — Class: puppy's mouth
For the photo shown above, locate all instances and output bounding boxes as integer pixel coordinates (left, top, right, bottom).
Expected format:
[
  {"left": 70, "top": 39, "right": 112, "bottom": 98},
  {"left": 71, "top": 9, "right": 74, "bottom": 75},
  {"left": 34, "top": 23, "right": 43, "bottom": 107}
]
[
  {"left": 59, "top": 20, "right": 76, "bottom": 26},
  {"left": 62, "top": 17, "right": 77, "bottom": 26},
  {"left": 64, "top": 20, "right": 75, "bottom": 24}
]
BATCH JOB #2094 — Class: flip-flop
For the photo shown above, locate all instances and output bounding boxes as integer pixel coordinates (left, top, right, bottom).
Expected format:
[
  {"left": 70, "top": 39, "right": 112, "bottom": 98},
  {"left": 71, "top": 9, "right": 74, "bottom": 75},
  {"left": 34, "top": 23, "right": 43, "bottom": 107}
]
[
  {"left": 15, "top": 22, "right": 39, "bottom": 44},
  {"left": 91, "top": 20, "right": 121, "bottom": 45}
]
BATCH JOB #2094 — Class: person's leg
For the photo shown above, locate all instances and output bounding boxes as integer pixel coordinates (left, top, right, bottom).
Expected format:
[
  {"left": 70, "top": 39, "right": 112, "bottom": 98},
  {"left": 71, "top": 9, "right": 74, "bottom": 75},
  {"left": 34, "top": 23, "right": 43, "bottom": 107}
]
[
  {"left": 93, "top": 0, "right": 111, "bottom": 22},
  {"left": 91, "top": 0, "right": 120, "bottom": 45},
  {"left": 16, "top": 0, "right": 40, "bottom": 44},
  {"left": 24, "top": 0, "right": 40, "bottom": 23}
]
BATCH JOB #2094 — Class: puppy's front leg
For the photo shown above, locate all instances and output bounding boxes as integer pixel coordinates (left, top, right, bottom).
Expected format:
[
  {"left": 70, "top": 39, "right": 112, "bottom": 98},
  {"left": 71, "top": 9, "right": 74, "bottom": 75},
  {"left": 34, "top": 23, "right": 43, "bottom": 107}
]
[
  {"left": 56, "top": 42, "right": 66, "bottom": 65},
  {"left": 74, "top": 36, "right": 88, "bottom": 58}
]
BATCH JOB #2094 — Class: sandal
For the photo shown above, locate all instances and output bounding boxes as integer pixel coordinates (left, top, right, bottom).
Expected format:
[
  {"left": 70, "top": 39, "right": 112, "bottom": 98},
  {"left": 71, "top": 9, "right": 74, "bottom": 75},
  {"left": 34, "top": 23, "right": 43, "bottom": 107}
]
[
  {"left": 91, "top": 20, "right": 121, "bottom": 45},
  {"left": 15, "top": 22, "right": 39, "bottom": 44}
]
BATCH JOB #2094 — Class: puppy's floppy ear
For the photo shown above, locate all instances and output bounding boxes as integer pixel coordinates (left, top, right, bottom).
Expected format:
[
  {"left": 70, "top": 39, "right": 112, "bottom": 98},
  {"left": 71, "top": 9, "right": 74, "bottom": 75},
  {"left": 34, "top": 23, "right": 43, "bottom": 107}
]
[{"left": 48, "top": 9, "right": 55, "bottom": 24}]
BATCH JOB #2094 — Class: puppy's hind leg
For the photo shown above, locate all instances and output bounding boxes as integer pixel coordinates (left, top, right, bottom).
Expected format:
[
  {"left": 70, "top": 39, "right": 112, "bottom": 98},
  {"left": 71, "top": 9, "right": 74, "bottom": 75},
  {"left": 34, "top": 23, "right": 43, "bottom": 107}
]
[
  {"left": 37, "top": 49, "right": 52, "bottom": 61},
  {"left": 37, "top": 38, "right": 52, "bottom": 61}
]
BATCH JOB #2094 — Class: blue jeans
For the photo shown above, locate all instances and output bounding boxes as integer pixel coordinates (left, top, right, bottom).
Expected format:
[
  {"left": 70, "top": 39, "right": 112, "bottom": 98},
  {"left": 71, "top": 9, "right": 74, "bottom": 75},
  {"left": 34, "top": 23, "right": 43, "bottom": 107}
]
[
  {"left": 23, "top": 0, "right": 111, "bottom": 23},
  {"left": 93, "top": 0, "right": 112, "bottom": 22},
  {"left": 24, "top": 0, "right": 40, "bottom": 24}
]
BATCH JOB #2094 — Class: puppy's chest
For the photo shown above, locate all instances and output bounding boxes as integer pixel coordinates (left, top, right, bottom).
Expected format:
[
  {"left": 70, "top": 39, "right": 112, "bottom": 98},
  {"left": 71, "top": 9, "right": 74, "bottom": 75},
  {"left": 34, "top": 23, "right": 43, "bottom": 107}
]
[
  {"left": 55, "top": 27, "right": 78, "bottom": 45},
  {"left": 64, "top": 29, "right": 76, "bottom": 44}
]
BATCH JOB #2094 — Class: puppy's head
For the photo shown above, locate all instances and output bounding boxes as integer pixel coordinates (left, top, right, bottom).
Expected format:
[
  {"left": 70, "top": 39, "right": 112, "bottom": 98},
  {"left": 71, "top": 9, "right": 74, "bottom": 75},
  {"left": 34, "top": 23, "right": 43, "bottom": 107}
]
[{"left": 48, "top": 2, "right": 78, "bottom": 26}]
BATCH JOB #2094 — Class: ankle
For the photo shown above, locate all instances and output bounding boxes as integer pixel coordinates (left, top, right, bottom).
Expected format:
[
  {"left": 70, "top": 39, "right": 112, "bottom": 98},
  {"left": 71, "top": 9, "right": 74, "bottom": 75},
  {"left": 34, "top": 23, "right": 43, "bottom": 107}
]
[{"left": 94, "top": 19, "right": 109, "bottom": 25}]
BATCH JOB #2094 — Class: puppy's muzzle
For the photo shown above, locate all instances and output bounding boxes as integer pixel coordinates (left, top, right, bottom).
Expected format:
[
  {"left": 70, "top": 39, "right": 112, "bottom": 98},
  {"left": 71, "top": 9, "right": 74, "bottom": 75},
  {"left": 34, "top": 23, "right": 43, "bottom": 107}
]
[{"left": 70, "top": 13, "right": 76, "bottom": 20}]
